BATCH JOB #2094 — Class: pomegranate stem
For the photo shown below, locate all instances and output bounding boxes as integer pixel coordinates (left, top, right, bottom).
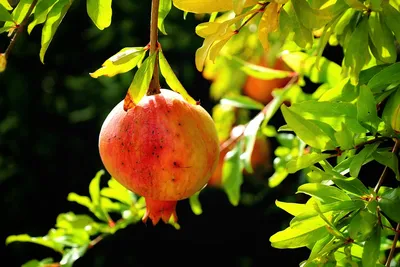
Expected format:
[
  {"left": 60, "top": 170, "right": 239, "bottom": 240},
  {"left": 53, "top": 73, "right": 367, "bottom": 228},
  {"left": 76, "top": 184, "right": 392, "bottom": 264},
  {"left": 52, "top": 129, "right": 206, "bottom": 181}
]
[{"left": 147, "top": 0, "right": 161, "bottom": 96}]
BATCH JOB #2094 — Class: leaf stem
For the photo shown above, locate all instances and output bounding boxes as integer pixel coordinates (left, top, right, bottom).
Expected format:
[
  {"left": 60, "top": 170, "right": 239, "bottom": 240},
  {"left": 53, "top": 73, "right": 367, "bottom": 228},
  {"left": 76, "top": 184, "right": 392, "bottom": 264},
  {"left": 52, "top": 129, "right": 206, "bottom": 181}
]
[
  {"left": 386, "top": 223, "right": 400, "bottom": 267},
  {"left": 235, "top": 2, "right": 269, "bottom": 33},
  {"left": 147, "top": 0, "right": 161, "bottom": 95},
  {"left": 4, "top": 0, "right": 38, "bottom": 59},
  {"left": 374, "top": 138, "right": 400, "bottom": 193}
]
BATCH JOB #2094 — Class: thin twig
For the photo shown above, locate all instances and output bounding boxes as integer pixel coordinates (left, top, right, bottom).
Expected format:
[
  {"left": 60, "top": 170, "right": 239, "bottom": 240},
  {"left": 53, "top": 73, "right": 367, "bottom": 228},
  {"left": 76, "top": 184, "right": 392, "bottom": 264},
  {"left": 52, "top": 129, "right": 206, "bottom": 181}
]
[
  {"left": 386, "top": 223, "right": 400, "bottom": 267},
  {"left": 4, "top": 0, "right": 38, "bottom": 59},
  {"left": 147, "top": 0, "right": 161, "bottom": 95},
  {"left": 235, "top": 2, "right": 269, "bottom": 33},
  {"left": 374, "top": 138, "right": 400, "bottom": 193}
]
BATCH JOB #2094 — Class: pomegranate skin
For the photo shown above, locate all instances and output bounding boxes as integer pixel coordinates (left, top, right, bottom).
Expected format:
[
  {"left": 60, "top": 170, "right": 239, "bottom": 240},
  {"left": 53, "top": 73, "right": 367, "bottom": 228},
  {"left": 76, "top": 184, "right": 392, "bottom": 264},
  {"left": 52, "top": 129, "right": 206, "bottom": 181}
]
[{"left": 98, "top": 89, "right": 219, "bottom": 224}]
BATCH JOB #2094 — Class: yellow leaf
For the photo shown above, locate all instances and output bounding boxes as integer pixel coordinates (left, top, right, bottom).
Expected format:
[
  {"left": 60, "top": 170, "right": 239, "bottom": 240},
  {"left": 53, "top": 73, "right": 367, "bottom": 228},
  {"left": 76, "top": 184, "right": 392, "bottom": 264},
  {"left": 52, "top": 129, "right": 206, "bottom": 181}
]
[
  {"left": 258, "top": 2, "right": 280, "bottom": 52},
  {"left": 196, "top": 22, "right": 220, "bottom": 38},
  {"left": 90, "top": 47, "right": 146, "bottom": 78},
  {"left": 172, "top": 0, "right": 258, "bottom": 14},
  {"left": 208, "top": 31, "right": 236, "bottom": 62},
  {"left": 0, "top": 0, "right": 12, "bottom": 10},
  {"left": 195, "top": 9, "right": 257, "bottom": 71}
]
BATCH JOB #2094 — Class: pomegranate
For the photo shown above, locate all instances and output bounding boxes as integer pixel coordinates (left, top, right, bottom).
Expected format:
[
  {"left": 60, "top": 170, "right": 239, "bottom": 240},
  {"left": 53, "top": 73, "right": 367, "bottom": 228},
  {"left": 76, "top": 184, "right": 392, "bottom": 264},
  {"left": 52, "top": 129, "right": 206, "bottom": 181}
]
[{"left": 98, "top": 89, "right": 219, "bottom": 225}]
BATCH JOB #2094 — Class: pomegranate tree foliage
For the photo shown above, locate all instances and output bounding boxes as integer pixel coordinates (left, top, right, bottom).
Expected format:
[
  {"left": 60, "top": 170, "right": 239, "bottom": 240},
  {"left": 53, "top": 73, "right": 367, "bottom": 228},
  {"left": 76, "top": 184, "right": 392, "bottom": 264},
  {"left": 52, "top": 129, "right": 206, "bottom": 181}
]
[{"left": 2, "top": 0, "right": 400, "bottom": 266}]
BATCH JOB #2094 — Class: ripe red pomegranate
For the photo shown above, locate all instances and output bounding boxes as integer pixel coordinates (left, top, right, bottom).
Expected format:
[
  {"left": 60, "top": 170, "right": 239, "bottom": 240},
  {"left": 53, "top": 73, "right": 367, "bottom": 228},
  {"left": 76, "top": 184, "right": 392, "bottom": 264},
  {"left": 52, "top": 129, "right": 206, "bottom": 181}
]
[{"left": 99, "top": 89, "right": 219, "bottom": 225}]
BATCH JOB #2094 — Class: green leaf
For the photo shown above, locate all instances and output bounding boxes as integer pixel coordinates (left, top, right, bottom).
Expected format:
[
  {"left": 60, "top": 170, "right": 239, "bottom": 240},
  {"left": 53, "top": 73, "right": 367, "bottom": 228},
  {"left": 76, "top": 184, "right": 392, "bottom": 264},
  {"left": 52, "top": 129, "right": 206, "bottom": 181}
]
[
  {"left": 284, "top": 2, "right": 313, "bottom": 49},
  {"left": 127, "top": 52, "right": 157, "bottom": 105},
  {"left": 331, "top": 177, "right": 369, "bottom": 197},
  {"left": 87, "top": 0, "right": 112, "bottom": 30},
  {"left": 270, "top": 223, "right": 328, "bottom": 249},
  {"left": 268, "top": 167, "right": 289, "bottom": 188},
  {"left": 281, "top": 105, "right": 335, "bottom": 150},
  {"left": 373, "top": 150, "right": 400, "bottom": 180},
  {"left": 90, "top": 47, "right": 146, "bottom": 78},
  {"left": 158, "top": 49, "right": 196, "bottom": 104},
  {"left": 362, "top": 227, "right": 381, "bottom": 267},
  {"left": 27, "top": 0, "right": 57, "bottom": 34},
  {"left": 100, "top": 178, "right": 133, "bottom": 206},
  {"left": 281, "top": 52, "right": 341, "bottom": 86},
  {"left": 40, "top": 0, "right": 73, "bottom": 63},
  {"left": 307, "top": 234, "right": 334, "bottom": 263},
  {"left": 357, "top": 85, "right": 382, "bottom": 134},
  {"left": 348, "top": 210, "right": 378, "bottom": 241},
  {"left": 368, "top": 11, "right": 397, "bottom": 64},
  {"left": 6, "top": 234, "right": 64, "bottom": 253},
  {"left": 0, "top": 2, "right": 13, "bottom": 22},
  {"left": 220, "top": 95, "right": 264, "bottom": 110},
  {"left": 189, "top": 191, "right": 202, "bottom": 215},
  {"left": 222, "top": 140, "right": 243, "bottom": 206},
  {"left": 158, "top": 0, "right": 172, "bottom": 34},
  {"left": 286, "top": 153, "right": 331, "bottom": 174},
  {"left": 379, "top": 187, "right": 400, "bottom": 223},
  {"left": 4, "top": 0, "right": 32, "bottom": 28},
  {"left": 334, "top": 123, "right": 354, "bottom": 150},
  {"left": 242, "top": 111, "right": 265, "bottom": 173},
  {"left": 349, "top": 142, "right": 380, "bottom": 178},
  {"left": 0, "top": 0, "right": 12, "bottom": 10},
  {"left": 56, "top": 212, "right": 95, "bottom": 230},
  {"left": 367, "top": 62, "right": 400, "bottom": 93},
  {"left": 297, "top": 183, "right": 351, "bottom": 203},
  {"left": 226, "top": 54, "right": 296, "bottom": 80},
  {"left": 22, "top": 258, "right": 55, "bottom": 267},
  {"left": 60, "top": 245, "right": 88, "bottom": 267},
  {"left": 382, "top": 2, "right": 400, "bottom": 43},
  {"left": 291, "top": 0, "right": 337, "bottom": 29},
  {"left": 344, "top": 16, "right": 369, "bottom": 85},
  {"left": 67, "top": 193, "right": 93, "bottom": 210},
  {"left": 275, "top": 200, "right": 311, "bottom": 216}
]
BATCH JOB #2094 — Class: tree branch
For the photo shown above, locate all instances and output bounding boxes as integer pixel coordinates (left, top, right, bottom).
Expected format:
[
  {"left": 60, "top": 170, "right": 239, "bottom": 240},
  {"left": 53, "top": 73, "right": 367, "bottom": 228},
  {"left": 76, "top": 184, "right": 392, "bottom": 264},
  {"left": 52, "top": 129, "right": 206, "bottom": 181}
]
[
  {"left": 386, "top": 223, "right": 400, "bottom": 267},
  {"left": 374, "top": 138, "right": 400, "bottom": 193},
  {"left": 4, "top": 0, "right": 38, "bottom": 59}
]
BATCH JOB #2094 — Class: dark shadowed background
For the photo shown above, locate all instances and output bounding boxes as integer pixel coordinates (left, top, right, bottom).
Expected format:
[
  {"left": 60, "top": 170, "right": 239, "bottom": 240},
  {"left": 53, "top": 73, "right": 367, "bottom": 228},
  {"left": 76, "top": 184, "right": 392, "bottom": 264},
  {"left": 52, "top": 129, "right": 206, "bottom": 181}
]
[{"left": 1, "top": 1, "right": 380, "bottom": 267}]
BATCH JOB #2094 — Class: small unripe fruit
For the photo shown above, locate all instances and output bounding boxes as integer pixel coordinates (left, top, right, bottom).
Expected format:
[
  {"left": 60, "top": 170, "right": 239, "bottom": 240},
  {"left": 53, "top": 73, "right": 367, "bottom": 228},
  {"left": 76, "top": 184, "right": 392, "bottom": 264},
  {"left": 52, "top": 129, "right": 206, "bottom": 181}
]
[
  {"left": 0, "top": 53, "right": 7, "bottom": 73},
  {"left": 99, "top": 89, "right": 220, "bottom": 225}
]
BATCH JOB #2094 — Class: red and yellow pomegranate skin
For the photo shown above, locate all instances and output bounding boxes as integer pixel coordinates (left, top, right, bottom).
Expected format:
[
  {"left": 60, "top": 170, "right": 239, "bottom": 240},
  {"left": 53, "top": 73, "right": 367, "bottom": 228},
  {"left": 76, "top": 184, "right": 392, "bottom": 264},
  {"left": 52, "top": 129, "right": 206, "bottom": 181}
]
[{"left": 98, "top": 89, "right": 219, "bottom": 225}]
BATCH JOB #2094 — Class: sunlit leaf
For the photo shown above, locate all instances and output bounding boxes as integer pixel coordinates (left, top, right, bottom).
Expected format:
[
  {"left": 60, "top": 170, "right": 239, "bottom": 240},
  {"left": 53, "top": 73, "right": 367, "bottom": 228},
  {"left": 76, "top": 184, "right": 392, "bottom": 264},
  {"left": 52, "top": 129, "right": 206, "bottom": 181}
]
[
  {"left": 40, "top": 0, "right": 73, "bottom": 63},
  {"left": 281, "top": 105, "right": 335, "bottom": 150},
  {"left": 282, "top": 52, "right": 341, "bottom": 86},
  {"left": 357, "top": 85, "right": 382, "bottom": 134},
  {"left": 90, "top": 47, "right": 146, "bottom": 78},
  {"left": 270, "top": 223, "right": 328, "bottom": 249},
  {"left": 382, "top": 2, "right": 400, "bottom": 43},
  {"left": 56, "top": 212, "right": 95, "bottom": 230},
  {"left": 4, "top": 0, "right": 32, "bottom": 29},
  {"left": 22, "top": 258, "right": 55, "bottom": 267},
  {"left": 349, "top": 142, "right": 380, "bottom": 178},
  {"left": 284, "top": 2, "right": 313, "bottom": 49},
  {"left": 334, "top": 122, "right": 354, "bottom": 150},
  {"left": 6, "top": 234, "right": 64, "bottom": 253},
  {"left": 87, "top": 0, "right": 112, "bottom": 30},
  {"left": 275, "top": 200, "right": 311, "bottom": 216},
  {"left": 242, "top": 111, "right": 264, "bottom": 173},
  {"left": 286, "top": 153, "right": 331, "bottom": 174},
  {"left": 226, "top": 54, "right": 296, "bottom": 80},
  {"left": 172, "top": 0, "right": 258, "bottom": 13},
  {"left": 268, "top": 167, "right": 289, "bottom": 188},
  {"left": 126, "top": 52, "right": 157, "bottom": 105},
  {"left": 258, "top": 2, "right": 279, "bottom": 52},
  {"left": 0, "top": 0, "right": 12, "bottom": 10},
  {"left": 159, "top": 49, "right": 196, "bottom": 104},
  {"left": 0, "top": 53, "right": 6, "bottom": 72},
  {"left": 67, "top": 193, "right": 93, "bottom": 211},
  {"left": 232, "top": 0, "right": 246, "bottom": 14},
  {"left": 220, "top": 95, "right": 264, "bottom": 110},
  {"left": 158, "top": 0, "right": 172, "bottom": 34},
  {"left": 28, "top": 0, "right": 57, "bottom": 34},
  {"left": 297, "top": 183, "right": 351, "bottom": 203}
]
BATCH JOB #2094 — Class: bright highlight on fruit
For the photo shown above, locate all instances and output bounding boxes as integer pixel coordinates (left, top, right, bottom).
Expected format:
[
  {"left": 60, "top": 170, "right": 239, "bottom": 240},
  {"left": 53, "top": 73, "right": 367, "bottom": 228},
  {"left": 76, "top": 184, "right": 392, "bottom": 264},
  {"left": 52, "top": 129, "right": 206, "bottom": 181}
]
[
  {"left": 98, "top": 89, "right": 220, "bottom": 225},
  {"left": 0, "top": 53, "right": 7, "bottom": 73}
]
